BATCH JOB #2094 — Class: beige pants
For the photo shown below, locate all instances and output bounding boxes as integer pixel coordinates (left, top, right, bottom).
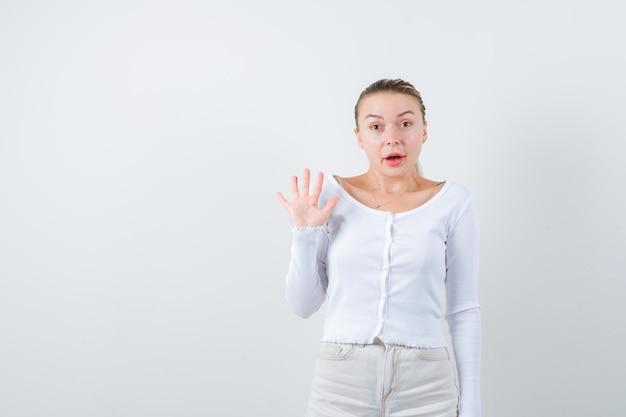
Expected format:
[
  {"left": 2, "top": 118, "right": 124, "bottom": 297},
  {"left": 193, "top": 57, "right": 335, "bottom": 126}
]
[{"left": 306, "top": 339, "right": 459, "bottom": 417}]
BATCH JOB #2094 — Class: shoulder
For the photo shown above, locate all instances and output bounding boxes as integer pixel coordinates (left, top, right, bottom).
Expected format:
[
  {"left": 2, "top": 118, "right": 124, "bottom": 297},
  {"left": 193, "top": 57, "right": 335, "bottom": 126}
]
[
  {"left": 439, "top": 181, "right": 476, "bottom": 214},
  {"left": 330, "top": 173, "right": 368, "bottom": 190},
  {"left": 320, "top": 173, "right": 342, "bottom": 201},
  {"left": 443, "top": 181, "right": 474, "bottom": 200},
  {"left": 432, "top": 182, "right": 479, "bottom": 237},
  {"left": 323, "top": 173, "right": 340, "bottom": 191}
]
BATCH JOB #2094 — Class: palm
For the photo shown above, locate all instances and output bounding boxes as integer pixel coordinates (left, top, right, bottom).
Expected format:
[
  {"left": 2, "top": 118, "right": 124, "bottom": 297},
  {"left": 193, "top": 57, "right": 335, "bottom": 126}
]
[{"left": 276, "top": 169, "right": 339, "bottom": 228}]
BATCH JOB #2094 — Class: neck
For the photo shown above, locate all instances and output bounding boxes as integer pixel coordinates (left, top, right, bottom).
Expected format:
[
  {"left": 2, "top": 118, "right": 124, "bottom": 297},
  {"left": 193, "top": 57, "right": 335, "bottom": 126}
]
[{"left": 366, "top": 170, "right": 420, "bottom": 194}]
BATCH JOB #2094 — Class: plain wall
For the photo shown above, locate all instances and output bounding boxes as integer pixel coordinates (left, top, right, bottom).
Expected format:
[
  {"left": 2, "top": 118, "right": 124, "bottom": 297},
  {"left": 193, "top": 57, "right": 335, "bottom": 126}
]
[{"left": 1, "top": 1, "right": 624, "bottom": 416}]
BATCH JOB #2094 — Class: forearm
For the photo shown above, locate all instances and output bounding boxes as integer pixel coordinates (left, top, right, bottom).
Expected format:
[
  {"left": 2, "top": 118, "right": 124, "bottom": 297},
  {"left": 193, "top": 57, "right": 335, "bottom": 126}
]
[
  {"left": 448, "top": 307, "right": 481, "bottom": 417},
  {"left": 284, "top": 227, "right": 328, "bottom": 318}
]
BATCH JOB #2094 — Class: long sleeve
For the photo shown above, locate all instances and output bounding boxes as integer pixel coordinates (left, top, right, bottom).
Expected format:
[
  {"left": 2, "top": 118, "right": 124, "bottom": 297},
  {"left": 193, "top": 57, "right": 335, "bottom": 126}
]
[
  {"left": 285, "top": 226, "right": 330, "bottom": 319},
  {"left": 445, "top": 198, "right": 482, "bottom": 417}
]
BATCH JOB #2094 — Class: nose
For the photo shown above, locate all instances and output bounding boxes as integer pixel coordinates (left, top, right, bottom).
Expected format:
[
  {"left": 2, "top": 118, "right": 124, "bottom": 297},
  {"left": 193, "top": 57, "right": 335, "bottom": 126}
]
[{"left": 385, "top": 127, "right": 400, "bottom": 145}]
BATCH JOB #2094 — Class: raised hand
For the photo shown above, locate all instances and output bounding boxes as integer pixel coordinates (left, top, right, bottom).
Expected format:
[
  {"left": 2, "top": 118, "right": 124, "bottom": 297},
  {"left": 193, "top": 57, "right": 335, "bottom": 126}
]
[{"left": 276, "top": 169, "right": 339, "bottom": 228}]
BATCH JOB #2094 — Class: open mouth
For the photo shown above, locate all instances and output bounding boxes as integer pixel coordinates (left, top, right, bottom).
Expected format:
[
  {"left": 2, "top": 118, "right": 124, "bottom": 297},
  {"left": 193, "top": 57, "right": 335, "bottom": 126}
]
[
  {"left": 384, "top": 153, "right": 404, "bottom": 160},
  {"left": 384, "top": 153, "right": 405, "bottom": 166}
]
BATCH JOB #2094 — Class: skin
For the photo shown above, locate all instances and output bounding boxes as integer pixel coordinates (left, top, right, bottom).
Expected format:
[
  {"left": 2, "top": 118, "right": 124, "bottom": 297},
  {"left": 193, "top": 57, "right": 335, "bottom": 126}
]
[
  {"left": 355, "top": 91, "right": 428, "bottom": 187},
  {"left": 277, "top": 91, "right": 444, "bottom": 226}
]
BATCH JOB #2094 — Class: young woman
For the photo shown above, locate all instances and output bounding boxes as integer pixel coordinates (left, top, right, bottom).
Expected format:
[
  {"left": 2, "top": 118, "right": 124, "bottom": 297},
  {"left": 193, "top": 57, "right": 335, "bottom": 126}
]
[{"left": 276, "top": 79, "right": 481, "bottom": 417}]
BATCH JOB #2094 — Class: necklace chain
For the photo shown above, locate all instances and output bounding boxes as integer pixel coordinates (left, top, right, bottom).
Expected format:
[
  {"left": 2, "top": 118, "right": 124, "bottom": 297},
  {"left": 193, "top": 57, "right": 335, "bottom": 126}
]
[
  {"left": 368, "top": 174, "right": 445, "bottom": 208},
  {"left": 368, "top": 173, "right": 417, "bottom": 208},
  {"left": 371, "top": 189, "right": 408, "bottom": 208}
]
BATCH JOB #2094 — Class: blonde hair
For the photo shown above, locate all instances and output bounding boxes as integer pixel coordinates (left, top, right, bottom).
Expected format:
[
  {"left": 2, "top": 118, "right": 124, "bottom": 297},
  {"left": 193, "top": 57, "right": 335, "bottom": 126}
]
[{"left": 354, "top": 78, "right": 426, "bottom": 128}]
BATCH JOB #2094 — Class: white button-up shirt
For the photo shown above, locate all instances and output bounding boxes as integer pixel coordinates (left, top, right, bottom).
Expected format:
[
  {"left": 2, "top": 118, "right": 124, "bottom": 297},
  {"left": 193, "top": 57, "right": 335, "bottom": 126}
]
[{"left": 285, "top": 174, "right": 481, "bottom": 416}]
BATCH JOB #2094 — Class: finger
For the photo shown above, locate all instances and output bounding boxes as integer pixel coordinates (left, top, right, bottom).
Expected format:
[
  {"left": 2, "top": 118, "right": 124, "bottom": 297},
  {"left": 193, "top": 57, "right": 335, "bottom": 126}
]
[
  {"left": 322, "top": 196, "right": 339, "bottom": 216},
  {"left": 276, "top": 192, "right": 288, "bottom": 207},
  {"left": 301, "top": 168, "right": 311, "bottom": 196},
  {"left": 291, "top": 175, "right": 300, "bottom": 198},
  {"left": 313, "top": 171, "right": 324, "bottom": 195},
  {"left": 310, "top": 171, "right": 324, "bottom": 199}
]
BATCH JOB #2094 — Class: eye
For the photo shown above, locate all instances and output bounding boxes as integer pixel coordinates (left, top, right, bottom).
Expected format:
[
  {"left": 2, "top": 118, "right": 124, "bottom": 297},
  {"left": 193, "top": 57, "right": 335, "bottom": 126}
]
[
  {"left": 370, "top": 124, "right": 381, "bottom": 131},
  {"left": 401, "top": 121, "right": 412, "bottom": 128}
]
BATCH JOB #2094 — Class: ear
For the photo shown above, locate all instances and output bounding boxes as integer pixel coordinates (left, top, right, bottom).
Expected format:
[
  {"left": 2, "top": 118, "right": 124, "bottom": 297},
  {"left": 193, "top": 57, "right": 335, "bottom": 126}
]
[
  {"left": 422, "top": 121, "right": 428, "bottom": 144},
  {"left": 354, "top": 127, "right": 364, "bottom": 148}
]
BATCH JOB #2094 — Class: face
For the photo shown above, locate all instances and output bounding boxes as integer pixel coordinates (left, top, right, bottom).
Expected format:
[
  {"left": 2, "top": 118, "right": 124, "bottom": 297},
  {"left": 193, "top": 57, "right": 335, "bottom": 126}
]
[{"left": 355, "top": 92, "right": 428, "bottom": 176}]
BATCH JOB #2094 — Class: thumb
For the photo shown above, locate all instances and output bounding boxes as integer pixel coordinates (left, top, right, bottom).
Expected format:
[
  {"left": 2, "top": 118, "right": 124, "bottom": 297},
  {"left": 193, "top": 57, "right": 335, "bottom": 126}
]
[{"left": 321, "top": 196, "right": 339, "bottom": 216}]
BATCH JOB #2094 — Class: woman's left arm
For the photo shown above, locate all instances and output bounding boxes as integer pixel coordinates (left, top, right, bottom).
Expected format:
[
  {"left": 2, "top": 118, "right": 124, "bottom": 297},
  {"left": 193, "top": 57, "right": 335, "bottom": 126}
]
[{"left": 445, "top": 197, "right": 482, "bottom": 417}]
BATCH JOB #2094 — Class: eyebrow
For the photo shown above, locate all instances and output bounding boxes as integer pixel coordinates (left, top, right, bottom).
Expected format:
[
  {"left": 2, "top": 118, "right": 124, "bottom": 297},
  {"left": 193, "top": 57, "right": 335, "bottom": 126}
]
[{"left": 364, "top": 110, "right": 416, "bottom": 120}]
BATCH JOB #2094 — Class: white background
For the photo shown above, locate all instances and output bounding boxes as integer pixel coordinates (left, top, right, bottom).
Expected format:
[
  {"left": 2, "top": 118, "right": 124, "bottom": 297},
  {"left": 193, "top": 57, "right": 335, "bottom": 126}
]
[{"left": 1, "top": 1, "right": 624, "bottom": 416}]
